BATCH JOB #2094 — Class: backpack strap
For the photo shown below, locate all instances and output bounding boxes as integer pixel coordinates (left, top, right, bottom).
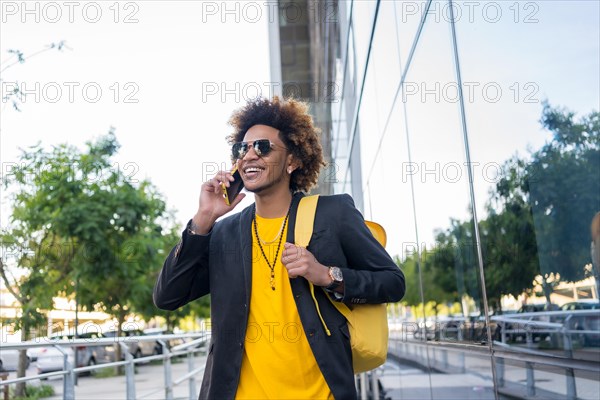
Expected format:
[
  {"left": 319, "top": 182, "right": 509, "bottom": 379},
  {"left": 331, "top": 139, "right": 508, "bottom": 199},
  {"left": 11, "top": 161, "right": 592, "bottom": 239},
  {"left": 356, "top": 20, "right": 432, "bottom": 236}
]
[
  {"left": 295, "top": 195, "right": 319, "bottom": 247},
  {"left": 296, "top": 195, "right": 331, "bottom": 336}
]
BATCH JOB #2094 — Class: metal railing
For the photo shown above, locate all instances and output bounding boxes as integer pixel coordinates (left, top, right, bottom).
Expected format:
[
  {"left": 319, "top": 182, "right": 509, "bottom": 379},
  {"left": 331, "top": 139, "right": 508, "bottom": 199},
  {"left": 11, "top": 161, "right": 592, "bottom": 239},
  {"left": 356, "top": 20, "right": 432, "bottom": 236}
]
[
  {"left": 356, "top": 369, "right": 384, "bottom": 400},
  {"left": 491, "top": 309, "right": 599, "bottom": 399},
  {"left": 388, "top": 309, "right": 600, "bottom": 400},
  {"left": 1, "top": 333, "right": 385, "bottom": 400},
  {"left": 389, "top": 337, "right": 600, "bottom": 400},
  {"left": 492, "top": 309, "right": 600, "bottom": 344},
  {"left": 0, "top": 333, "right": 207, "bottom": 400}
]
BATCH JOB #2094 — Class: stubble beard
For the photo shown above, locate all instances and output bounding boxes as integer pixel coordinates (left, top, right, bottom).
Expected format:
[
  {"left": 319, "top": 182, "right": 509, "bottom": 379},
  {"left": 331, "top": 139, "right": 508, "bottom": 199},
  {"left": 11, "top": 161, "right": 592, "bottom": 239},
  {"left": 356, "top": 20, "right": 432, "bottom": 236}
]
[{"left": 245, "top": 166, "right": 288, "bottom": 195}]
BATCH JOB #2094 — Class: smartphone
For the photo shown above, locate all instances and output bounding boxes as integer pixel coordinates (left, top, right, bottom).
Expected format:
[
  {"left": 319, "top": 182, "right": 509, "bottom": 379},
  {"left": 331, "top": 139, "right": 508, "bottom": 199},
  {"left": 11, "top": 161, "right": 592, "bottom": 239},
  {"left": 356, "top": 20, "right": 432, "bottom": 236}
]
[{"left": 222, "top": 166, "right": 244, "bottom": 206}]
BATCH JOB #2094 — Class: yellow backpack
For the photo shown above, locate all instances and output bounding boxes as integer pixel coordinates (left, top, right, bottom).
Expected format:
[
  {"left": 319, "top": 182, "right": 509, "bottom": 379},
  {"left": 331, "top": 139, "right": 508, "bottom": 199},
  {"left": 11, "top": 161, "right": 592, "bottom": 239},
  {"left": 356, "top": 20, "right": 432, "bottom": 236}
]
[{"left": 295, "top": 195, "right": 389, "bottom": 373}]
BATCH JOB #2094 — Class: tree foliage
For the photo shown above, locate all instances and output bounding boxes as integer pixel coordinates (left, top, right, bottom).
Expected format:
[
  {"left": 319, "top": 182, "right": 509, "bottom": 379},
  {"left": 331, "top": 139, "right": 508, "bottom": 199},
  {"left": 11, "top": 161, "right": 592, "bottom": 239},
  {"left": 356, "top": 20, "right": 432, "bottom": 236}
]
[
  {"left": 397, "top": 102, "right": 599, "bottom": 314},
  {"left": 524, "top": 103, "right": 600, "bottom": 282},
  {"left": 2, "top": 131, "right": 186, "bottom": 346}
]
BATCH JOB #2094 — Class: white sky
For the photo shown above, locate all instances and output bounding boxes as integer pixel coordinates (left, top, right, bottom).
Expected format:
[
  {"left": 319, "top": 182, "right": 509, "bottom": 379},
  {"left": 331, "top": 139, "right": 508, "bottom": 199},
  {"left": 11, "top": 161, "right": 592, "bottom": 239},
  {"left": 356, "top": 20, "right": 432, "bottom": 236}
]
[
  {"left": 1, "top": 1, "right": 272, "bottom": 234},
  {"left": 1, "top": 1, "right": 599, "bottom": 261},
  {"left": 357, "top": 0, "right": 600, "bottom": 259}
]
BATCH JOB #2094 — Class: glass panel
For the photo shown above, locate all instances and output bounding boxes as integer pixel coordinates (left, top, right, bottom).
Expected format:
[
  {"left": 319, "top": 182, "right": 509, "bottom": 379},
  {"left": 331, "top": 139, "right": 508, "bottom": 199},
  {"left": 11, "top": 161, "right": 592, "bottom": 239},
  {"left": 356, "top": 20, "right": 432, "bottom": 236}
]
[
  {"left": 401, "top": 0, "right": 495, "bottom": 396},
  {"left": 454, "top": 0, "right": 600, "bottom": 397},
  {"left": 405, "top": 0, "right": 487, "bottom": 344},
  {"left": 346, "top": 26, "right": 357, "bottom": 102},
  {"left": 349, "top": 0, "right": 377, "bottom": 91},
  {"left": 495, "top": 355, "right": 598, "bottom": 400},
  {"left": 332, "top": 0, "right": 600, "bottom": 398},
  {"left": 393, "top": 0, "right": 428, "bottom": 65},
  {"left": 356, "top": 63, "right": 381, "bottom": 184},
  {"left": 369, "top": 0, "right": 402, "bottom": 141}
]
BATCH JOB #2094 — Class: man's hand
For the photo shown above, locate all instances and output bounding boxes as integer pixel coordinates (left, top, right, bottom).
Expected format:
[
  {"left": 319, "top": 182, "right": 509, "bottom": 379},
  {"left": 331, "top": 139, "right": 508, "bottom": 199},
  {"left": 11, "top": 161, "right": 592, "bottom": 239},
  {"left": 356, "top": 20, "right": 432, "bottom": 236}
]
[
  {"left": 281, "top": 243, "right": 331, "bottom": 287},
  {"left": 191, "top": 170, "right": 246, "bottom": 234}
]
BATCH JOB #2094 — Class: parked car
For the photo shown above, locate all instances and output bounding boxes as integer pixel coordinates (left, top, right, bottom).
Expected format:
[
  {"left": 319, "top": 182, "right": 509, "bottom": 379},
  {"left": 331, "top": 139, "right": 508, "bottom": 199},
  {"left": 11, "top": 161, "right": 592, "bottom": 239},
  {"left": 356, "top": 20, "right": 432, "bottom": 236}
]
[
  {"left": 103, "top": 329, "right": 156, "bottom": 358},
  {"left": 505, "top": 303, "right": 559, "bottom": 342},
  {"left": 36, "top": 346, "right": 81, "bottom": 375},
  {"left": 0, "top": 349, "right": 30, "bottom": 371},
  {"left": 36, "top": 332, "right": 115, "bottom": 375},
  {"left": 560, "top": 300, "right": 600, "bottom": 346},
  {"left": 141, "top": 328, "right": 169, "bottom": 355},
  {"left": 26, "top": 345, "right": 47, "bottom": 362},
  {"left": 142, "top": 328, "right": 186, "bottom": 355}
]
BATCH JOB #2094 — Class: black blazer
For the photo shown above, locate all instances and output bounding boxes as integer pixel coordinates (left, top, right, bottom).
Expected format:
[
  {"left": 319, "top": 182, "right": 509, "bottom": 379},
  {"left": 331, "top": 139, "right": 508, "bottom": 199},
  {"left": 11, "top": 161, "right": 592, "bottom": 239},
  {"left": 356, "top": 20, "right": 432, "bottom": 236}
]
[{"left": 154, "top": 193, "right": 405, "bottom": 400}]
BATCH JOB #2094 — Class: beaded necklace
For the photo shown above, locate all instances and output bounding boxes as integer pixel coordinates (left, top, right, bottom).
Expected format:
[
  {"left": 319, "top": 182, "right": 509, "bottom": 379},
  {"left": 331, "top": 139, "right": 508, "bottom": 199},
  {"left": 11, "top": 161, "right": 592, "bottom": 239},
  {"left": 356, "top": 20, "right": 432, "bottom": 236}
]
[{"left": 252, "top": 201, "right": 292, "bottom": 291}]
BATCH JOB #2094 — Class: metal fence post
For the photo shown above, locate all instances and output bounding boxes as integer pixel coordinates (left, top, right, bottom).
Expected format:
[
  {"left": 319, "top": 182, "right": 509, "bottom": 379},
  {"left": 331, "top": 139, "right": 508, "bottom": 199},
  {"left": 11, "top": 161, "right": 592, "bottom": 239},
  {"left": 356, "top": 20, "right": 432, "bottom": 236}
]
[
  {"left": 55, "top": 345, "right": 74, "bottom": 400},
  {"left": 526, "top": 361, "right": 535, "bottom": 397},
  {"left": 120, "top": 343, "right": 136, "bottom": 400},
  {"left": 441, "top": 349, "right": 448, "bottom": 369},
  {"left": 159, "top": 340, "right": 174, "bottom": 400},
  {"left": 525, "top": 325, "right": 536, "bottom": 397},
  {"left": 371, "top": 371, "right": 380, "bottom": 400},
  {"left": 458, "top": 349, "right": 465, "bottom": 373},
  {"left": 496, "top": 356, "right": 505, "bottom": 388},
  {"left": 359, "top": 372, "right": 368, "bottom": 400},
  {"left": 562, "top": 320, "right": 577, "bottom": 400},
  {"left": 187, "top": 349, "right": 197, "bottom": 400}
]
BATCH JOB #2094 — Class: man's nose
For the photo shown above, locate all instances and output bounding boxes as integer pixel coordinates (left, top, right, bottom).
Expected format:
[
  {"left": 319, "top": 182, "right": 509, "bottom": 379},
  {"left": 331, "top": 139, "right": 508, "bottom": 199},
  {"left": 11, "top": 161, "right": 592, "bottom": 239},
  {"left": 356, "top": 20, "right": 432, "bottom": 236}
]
[{"left": 242, "top": 144, "right": 259, "bottom": 160}]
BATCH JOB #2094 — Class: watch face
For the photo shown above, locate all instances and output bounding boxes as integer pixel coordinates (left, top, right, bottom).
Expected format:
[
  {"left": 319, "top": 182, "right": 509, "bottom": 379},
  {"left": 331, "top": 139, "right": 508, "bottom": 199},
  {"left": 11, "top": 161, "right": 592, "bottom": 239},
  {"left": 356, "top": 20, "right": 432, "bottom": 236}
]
[{"left": 331, "top": 267, "right": 343, "bottom": 282}]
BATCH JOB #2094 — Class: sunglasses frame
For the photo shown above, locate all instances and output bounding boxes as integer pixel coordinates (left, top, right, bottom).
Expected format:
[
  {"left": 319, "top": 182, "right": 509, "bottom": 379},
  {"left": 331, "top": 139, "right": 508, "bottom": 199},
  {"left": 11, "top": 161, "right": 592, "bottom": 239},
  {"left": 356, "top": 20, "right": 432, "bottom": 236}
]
[{"left": 232, "top": 139, "right": 286, "bottom": 159}]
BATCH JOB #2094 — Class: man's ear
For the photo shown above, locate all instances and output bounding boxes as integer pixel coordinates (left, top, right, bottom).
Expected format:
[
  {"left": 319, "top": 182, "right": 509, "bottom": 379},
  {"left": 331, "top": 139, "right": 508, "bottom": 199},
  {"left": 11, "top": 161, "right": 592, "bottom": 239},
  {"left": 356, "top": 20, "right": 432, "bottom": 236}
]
[{"left": 286, "top": 154, "right": 301, "bottom": 174}]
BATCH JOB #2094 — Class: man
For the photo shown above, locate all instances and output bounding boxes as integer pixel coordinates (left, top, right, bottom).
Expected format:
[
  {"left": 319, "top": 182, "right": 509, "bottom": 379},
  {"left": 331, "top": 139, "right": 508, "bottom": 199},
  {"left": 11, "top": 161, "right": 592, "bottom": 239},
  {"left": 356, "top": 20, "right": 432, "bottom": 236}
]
[{"left": 154, "top": 97, "right": 405, "bottom": 399}]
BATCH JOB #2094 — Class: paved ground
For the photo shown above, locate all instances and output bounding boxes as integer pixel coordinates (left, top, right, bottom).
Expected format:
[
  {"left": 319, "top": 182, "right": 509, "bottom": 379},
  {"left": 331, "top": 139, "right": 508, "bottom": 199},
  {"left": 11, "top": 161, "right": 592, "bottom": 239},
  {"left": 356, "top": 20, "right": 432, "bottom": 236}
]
[
  {"left": 380, "top": 361, "right": 496, "bottom": 400},
  {"left": 7, "top": 355, "right": 207, "bottom": 400},
  {"left": 14, "top": 357, "right": 501, "bottom": 400},
  {"left": 387, "top": 341, "right": 600, "bottom": 400},
  {"left": 5, "top": 348, "right": 598, "bottom": 399},
  {"left": 9, "top": 357, "right": 498, "bottom": 400}
]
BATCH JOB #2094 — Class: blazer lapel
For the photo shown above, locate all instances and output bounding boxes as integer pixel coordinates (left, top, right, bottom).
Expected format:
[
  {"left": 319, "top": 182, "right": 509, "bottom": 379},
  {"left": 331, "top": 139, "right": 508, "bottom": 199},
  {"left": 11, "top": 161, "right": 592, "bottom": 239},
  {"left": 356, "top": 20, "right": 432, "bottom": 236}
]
[
  {"left": 287, "top": 193, "right": 306, "bottom": 298},
  {"left": 239, "top": 206, "right": 254, "bottom": 306},
  {"left": 286, "top": 192, "right": 305, "bottom": 244}
]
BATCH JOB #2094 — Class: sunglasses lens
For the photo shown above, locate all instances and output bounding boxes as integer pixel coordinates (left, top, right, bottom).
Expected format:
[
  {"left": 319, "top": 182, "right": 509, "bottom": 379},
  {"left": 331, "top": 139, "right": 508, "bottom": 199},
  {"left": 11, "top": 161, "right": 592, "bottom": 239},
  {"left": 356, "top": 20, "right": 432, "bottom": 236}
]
[
  {"left": 254, "top": 140, "right": 271, "bottom": 156},
  {"left": 232, "top": 140, "right": 273, "bottom": 159},
  {"left": 232, "top": 142, "right": 247, "bottom": 159}
]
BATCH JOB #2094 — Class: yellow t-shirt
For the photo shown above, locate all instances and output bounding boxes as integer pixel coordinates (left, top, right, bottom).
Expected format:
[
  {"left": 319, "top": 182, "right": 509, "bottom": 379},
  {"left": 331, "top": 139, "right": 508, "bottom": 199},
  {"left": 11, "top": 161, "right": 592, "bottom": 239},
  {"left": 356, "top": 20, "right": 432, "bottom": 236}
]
[{"left": 235, "top": 214, "right": 333, "bottom": 400}]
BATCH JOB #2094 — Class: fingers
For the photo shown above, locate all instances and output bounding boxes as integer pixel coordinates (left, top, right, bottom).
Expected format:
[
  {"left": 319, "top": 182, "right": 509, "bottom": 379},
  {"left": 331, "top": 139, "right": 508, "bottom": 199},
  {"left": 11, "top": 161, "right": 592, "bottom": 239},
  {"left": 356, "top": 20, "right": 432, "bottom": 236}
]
[
  {"left": 282, "top": 243, "right": 303, "bottom": 265},
  {"left": 287, "top": 268, "right": 303, "bottom": 279},
  {"left": 202, "top": 170, "right": 235, "bottom": 193},
  {"left": 282, "top": 243, "right": 312, "bottom": 278}
]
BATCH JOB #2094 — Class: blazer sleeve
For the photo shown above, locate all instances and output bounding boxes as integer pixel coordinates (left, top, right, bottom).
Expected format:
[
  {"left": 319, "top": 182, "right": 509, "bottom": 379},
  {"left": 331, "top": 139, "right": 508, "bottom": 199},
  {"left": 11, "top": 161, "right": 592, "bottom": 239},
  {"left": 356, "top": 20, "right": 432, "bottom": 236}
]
[
  {"left": 153, "top": 220, "right": 211, "bottom": 311},
  {"left": 336, "top": 194, "right": 405, "bottom": 304}
]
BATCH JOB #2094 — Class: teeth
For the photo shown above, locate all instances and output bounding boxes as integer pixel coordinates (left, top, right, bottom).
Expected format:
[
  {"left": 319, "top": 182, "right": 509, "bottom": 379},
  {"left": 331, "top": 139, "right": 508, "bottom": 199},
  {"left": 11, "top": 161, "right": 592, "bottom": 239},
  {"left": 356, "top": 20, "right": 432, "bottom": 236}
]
[{"left": 245, "top": 167, "right": 262, "bottom": 173}]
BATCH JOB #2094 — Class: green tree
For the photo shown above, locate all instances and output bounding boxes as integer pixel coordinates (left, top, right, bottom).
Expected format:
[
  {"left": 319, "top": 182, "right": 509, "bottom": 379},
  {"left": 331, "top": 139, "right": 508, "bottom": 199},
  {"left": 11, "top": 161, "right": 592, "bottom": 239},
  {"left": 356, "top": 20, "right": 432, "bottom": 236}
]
[
  {"left": 0, "top": 234, "right": 67, "bottom": 396},
  {"left": 0, "top": 41, "right": 72, "bottom": 396},
  {"left": 3, "top": 130, "right": 180, "bottom": 365},
  {"left": 526, "top": 103, "right": 600, "bottom": 284},
  {"left": 132, "top": 227, "right": 211, "bottom": 332},
  {"left": 397, "top": 242, "right": 463, "bottom": 319},
  {"left": 491, "top": 103, "right": 600, "bottom": 303},
  {"left": 481, "top": 163, "right": 540, "bottom": 312},
  {"left": 395, "top": 255, "right": 421, "bottom": 307},
  {"left": 1, "top": 41, "right": 70, "bottom": 111},
  {"left": 424, "top": 221, "right": 481, "bottom": 315}
]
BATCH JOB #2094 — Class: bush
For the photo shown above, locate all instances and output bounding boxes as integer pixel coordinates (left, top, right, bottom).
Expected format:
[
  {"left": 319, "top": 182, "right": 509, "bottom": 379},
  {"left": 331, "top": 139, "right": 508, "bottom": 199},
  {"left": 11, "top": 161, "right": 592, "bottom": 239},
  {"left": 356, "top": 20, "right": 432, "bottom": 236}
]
[{"left": 11, "top": 384, "right": 54, "bottom": 400}]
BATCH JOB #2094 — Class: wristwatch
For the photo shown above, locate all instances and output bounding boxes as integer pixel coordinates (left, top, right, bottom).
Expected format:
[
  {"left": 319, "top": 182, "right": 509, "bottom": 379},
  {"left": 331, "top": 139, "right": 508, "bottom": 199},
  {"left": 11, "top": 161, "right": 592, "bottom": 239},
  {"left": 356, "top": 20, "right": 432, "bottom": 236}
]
[{"left": 325, "top": 266, "right": 343, "bottom": 291}]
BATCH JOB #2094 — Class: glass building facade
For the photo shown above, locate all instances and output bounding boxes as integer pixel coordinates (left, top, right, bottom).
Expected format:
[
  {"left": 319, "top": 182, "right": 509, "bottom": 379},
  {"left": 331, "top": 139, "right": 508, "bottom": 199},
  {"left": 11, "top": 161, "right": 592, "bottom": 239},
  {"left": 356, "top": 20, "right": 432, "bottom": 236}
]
[{"left": 271, "top": 0, "right": 599, "bottom": 398}]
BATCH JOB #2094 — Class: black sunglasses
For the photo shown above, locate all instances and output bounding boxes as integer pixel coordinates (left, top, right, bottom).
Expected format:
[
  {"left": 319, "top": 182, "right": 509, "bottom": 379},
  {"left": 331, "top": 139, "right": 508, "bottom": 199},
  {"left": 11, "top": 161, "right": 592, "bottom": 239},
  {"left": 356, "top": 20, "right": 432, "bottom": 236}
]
[{"left": 231, "top": 139, "right": 286, "bottom": 159}]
